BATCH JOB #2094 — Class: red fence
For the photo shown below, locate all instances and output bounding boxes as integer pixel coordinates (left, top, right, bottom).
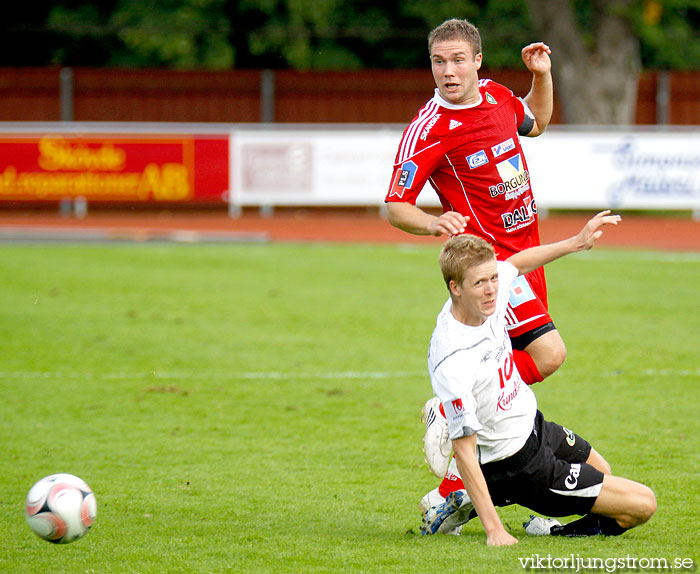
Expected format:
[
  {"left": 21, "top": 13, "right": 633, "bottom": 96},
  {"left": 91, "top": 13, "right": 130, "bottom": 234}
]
[{"left": 0, "top": 67, "right": 697, "bottom": 125}]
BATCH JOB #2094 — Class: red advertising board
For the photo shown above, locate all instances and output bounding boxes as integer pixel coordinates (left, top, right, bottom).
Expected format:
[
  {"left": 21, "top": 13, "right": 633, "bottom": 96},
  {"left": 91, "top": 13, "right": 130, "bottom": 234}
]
[{"left": 0, "top": 134, "right": 229, "bottom": 202}]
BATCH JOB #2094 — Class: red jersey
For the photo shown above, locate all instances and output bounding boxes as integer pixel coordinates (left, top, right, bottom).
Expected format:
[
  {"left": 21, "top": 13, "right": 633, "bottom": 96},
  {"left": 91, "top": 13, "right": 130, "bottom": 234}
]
[{"left": 386, "top": 81, "right": 540, "bottom": 259}]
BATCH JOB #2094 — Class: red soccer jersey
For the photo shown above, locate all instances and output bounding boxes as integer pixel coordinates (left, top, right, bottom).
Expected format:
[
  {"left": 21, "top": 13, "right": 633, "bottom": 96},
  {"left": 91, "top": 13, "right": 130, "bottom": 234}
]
[{"left": 386, "top": 80, "right": 541, "bottom": 259}]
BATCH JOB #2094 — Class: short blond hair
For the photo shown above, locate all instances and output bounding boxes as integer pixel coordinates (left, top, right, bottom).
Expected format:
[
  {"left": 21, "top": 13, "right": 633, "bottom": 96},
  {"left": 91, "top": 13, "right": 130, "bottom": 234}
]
[
  {"left": 428, "top": 18, "right": 482, "bottom": 58},
  {"left": 439, "top": 234, "right": 495, "bottom": 290}
]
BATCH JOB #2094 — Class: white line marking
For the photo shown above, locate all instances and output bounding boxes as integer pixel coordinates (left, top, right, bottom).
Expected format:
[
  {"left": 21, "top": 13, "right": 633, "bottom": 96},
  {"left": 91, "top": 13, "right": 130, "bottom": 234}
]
[
  {"left": 1, "top": 368, "right": 698, "bottom": 384},
  {"left": 0, "top": 370, "right": 427, "bottom": 381}
]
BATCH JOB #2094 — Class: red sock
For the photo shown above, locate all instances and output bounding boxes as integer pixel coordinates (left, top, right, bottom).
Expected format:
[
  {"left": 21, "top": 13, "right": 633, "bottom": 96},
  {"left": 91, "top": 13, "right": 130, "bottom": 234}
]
[
  {"left": 513, "top": 349, "right": 543, "bottom": 385},
  {"left": 438, "top": 464, "right": 465, "bottom": 497}
]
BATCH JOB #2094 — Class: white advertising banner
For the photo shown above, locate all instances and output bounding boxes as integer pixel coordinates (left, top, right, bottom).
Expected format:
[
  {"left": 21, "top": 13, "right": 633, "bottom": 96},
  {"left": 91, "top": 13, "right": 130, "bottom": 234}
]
[
  {"left": 522, "top": 129, "right": 700, "bottom": 210},
  {"left": 228, "top": 127, "right": 700, "bottom": 211},
  {"left": 229, "top": 129, "right": 437, "bottom": 207}
]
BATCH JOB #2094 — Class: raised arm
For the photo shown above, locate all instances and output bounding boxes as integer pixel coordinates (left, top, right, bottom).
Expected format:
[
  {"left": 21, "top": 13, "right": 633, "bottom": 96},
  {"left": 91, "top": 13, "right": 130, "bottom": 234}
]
[
  {"left": 507, "top": 211, "right": 622, "bottom": 276},
  {"left": 521, "top": 42, "right": 553, "bottom": 136},
  {"left": 385, "top": 202, "right": 468, "bottom": 237},
  {"left": 452, "top": 434, "right": 518, "bottom": 546}
]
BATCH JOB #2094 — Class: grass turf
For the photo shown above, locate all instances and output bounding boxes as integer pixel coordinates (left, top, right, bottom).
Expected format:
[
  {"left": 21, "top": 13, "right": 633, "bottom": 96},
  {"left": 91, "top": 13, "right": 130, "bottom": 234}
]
[{"left": 0, "top": 242, "right": 698, "bottom": 573}]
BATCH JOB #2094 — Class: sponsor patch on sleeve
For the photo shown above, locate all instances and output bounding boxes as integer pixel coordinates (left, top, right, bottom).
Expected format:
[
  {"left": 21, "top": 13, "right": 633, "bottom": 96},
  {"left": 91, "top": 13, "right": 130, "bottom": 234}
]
[
  {"left": 388, "top": 160, "right": 418, "bottom": 198},
  {"left": 508, "top": 275, "right": 536, "bottom": 307},
  {"left": 443, "top": 396, "right": 481, "bottom": 438}
]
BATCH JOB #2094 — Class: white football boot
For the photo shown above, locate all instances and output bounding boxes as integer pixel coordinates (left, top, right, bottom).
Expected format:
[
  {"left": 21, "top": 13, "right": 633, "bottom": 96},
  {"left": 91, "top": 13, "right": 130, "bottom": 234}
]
[
  {"left": 420, "top": 488, "right": 475, "bottom": 535},
  {"left": 421, "top": 397, "right": 452, "bottom": 477},
  {"left": 418, "top": 487, "right": 446, "bottom": 514},
  {"left": 523, "top": 515, "right": 562, "bottom": 536}
]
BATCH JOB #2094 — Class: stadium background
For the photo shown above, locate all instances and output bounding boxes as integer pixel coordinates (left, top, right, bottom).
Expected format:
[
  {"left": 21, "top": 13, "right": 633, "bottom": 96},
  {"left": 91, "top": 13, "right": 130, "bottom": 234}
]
[
  {"left": 0, "top": 68, "right": 698, "bottom": 124},
  {"left": 1, "top": 8, "right": 698, "bottom": 572},
  {"left": 0, "top": 67, "right": 698, "bottom": 249}
]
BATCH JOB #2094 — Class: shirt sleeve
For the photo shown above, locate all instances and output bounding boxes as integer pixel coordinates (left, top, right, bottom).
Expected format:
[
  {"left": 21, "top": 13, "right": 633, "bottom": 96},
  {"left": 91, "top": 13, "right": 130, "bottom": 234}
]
[
  {"left": 432, "top": 355, "right": 482, "bottom": 440},
  {"left": 496, "top": 260, "right": 519, "bottom": 309},
  {"left": 385, "top": 140, "right": 443, "bottom": 204}
]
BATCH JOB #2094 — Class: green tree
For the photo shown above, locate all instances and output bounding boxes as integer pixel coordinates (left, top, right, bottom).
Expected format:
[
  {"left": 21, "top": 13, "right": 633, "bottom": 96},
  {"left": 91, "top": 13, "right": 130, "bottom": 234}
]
[
  {"left": 3, "top": 0, "right": 699, "bottom": 123},
  {"left": 48, "top": 0, "right": 233, "bottom": 68},
  {"left": 29, "top": 0, "right": 698, "bottom": 73},
  {"left": 232, "top": 0, "right": 534, "bottom": 69},
  {"left": 525, "top": 0, "right": 700, "bottom": 123},
  {"left": 526, "top": 0, "right": 642, "bottom": 123},
  {"left": 635, "top": 0, "right": 700, "bottom": 70}
]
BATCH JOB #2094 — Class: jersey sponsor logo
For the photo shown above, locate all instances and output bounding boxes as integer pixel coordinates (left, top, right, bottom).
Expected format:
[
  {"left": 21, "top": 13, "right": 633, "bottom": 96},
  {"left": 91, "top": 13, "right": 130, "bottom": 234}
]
[
  {"left": 419, "top": 113, "right": 441, "bottom": 141},
  {"left": 563, "top": 427, "right": 576, "bottom": 447},
  {"left": 480, "top": 337, "right": 507, "bottom": 364},
  {"left": 449, "top": 119, "right": 462, "bottom": 130},
  {"left": 501, "top": 197, "right": 537, "bottom": 231},
  {"left": 466, "top": 150, "right": 488, "bottom": 169},
  {"left": 497, "top": 378, "right": 521, "bottom": 412},
  {"left": 565, "top": 463, "right": 582, "bottom": 489},
  {"left": 451, "top": 398, "right": 465, "bottom": 414},
  {"left": 389, "top": 160, "right": 418, "bottom": 198},
  {"left": 491, "top": 138, "right": 515, "bottom": 158},
  {"left": 485, "top": 92, "right": 497, "bottom": 105},
  {"left": 494, "top": 338, "right": 507, "bottom": 364},
  {"left": 508, "top": 275, "right": 536, "bottom": 307},
  {"left": 497, "top": 352, "right": 523, "bottom": 412},
  {"left": 489, "top": 153, "right": 530, "bottom": 199}
]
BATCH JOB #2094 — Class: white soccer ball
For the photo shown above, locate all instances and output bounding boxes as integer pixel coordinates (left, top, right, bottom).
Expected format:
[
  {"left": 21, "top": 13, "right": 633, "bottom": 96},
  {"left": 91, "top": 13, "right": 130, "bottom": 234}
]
[{"left": 25, "top": 473, "right": 97, "bottom": 544}]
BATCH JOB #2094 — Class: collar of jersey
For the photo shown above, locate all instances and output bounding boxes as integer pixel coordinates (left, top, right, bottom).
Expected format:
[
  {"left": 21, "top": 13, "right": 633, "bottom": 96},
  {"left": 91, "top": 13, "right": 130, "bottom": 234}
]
[
  {"left": 444, "top": 299, "right": 488, "bottom": 329},
  {"left": 433, "top": 88, "right": 483, "bottom": 110}
]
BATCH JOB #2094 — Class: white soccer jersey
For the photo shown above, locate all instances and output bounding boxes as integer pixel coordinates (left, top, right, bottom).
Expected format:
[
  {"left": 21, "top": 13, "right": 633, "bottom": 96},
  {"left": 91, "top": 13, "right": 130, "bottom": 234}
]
[{"left": 428, "top": 261, "right": 537, "bottom": 464}]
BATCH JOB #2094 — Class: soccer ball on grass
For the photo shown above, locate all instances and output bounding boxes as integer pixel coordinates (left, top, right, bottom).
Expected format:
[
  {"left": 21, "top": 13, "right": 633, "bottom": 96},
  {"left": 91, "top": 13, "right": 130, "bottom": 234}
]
[{"left": 25, "top": 473, "right": 97, "bottom": 544}]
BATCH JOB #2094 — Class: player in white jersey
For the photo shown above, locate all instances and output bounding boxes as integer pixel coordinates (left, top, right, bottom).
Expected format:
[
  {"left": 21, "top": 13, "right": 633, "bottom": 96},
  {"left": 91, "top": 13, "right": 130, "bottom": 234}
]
[
  {"left": 428, "top": 260, "right": 536, "bottom": 464},
  {"left": 420, "top": 212, "right": 656, "bottom": 546}
]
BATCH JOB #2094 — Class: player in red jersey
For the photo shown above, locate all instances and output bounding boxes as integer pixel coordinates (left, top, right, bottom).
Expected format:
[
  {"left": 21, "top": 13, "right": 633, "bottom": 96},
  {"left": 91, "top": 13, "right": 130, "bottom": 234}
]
[
  {"left": 384, "top": 19, "right": 562, "bottom": 509},
  {"left": 385, "top": 19, "right": 558, "bottom": 386}
]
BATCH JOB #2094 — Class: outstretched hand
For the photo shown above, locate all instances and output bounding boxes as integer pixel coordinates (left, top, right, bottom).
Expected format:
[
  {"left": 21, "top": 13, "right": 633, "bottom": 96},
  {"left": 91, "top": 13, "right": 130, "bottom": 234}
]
[
  {"left": 522, "top": 42, "right": 551, "bottom": 76},
  {"left": 574, "top": 210, "right": 622, "bottom": 251}
]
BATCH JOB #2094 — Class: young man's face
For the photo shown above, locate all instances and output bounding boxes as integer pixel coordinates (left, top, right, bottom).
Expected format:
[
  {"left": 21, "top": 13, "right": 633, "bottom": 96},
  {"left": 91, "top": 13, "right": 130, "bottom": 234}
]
[
  {"left": 449, "top": 258, "right": 499, "bottom": 326},
  {"left": 430, "top": 39, "right": 482, "bottom": 106}
]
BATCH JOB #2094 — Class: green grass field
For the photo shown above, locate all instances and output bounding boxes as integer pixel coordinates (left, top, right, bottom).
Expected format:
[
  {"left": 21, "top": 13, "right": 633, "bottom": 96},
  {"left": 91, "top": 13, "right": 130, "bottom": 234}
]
[{"left": 1, "top": 241, "right": 698, "bottom": 573}]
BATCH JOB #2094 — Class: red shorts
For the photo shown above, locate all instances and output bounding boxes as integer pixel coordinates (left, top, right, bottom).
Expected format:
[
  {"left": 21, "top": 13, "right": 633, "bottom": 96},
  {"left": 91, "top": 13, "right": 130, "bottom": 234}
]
[{"left": 505, "top": 266, "right": 555, "bottom": 349}]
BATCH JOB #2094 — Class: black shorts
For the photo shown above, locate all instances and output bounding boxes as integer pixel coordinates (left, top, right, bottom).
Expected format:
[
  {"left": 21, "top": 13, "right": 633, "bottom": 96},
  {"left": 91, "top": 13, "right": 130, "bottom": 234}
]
[{"left": 481, "top": 410, "right": 604, "bottom": 517}]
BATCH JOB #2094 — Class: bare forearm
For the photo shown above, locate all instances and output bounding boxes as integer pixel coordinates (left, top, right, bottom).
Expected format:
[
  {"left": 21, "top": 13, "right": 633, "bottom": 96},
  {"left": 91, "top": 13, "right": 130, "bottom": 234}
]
[
  {"left": 524, "top": 71, "right": 553, "bottom": 135},
  {"left": 452, "top": 436, "right": 516, "bottom": 545},
  {"left": 508, "top": 211, "right": 622, "bottom": 275},
  {"left": 385, "top": 202, "right": 468, "bottom": 237},
  {"left": 385, "top": 202, "right": 435, "bottom": 235},
  {"left": 507, "top": 236, "right": 577, "bottom": 276},
  {"left": 454, "top": 456, "right": 504, "bottom": 536}
]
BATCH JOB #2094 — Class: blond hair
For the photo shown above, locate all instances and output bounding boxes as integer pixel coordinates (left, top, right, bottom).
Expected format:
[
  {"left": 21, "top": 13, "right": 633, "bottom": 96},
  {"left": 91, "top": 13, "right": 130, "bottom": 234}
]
[{"left": 439, "top": 234, "right": 495, "bottom": 290}]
